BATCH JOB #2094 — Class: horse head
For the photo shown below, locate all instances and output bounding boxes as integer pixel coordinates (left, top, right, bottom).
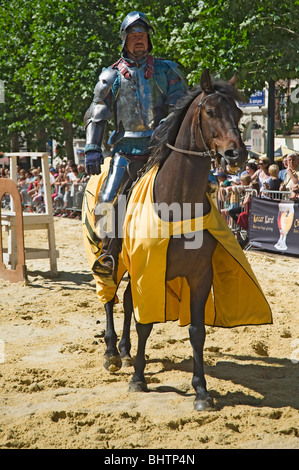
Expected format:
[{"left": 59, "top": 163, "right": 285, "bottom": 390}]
[{"left": 197, "top": 68, "right": 247, "bottom": 174}]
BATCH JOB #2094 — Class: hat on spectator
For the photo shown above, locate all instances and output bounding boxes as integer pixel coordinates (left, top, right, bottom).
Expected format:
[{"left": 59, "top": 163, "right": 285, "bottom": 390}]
[
  {"left": 231, "top": 175, "right": 241, "bottom": 184},
  {"left": 217, "top": 172, "right": 227, "bottom": 178}
]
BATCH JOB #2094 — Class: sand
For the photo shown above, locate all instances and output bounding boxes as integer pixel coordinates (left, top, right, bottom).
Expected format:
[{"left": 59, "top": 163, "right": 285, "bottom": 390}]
[{"left": 0, "top": 216, "right": 298, "bottom": 449}]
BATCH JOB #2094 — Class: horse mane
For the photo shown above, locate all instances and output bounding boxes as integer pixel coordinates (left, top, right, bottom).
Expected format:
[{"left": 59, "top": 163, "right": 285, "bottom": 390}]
[{"left": 141, "top": 79, "right": 243, "bottom": 175}]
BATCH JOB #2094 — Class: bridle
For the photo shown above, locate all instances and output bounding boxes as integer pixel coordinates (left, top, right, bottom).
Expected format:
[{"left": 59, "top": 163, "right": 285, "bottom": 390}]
[{"left": 166, "top": 91, "right": 225, "bottom": 159}]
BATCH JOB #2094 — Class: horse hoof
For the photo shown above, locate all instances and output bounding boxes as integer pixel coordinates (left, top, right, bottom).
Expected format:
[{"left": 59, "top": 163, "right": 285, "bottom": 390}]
[
  {"left": 129, "top": 380, "right": 148, "bottom": 392},
  {"left": 103, "top": 354, "right": 122, "bottom": 373},
  {"left": 194, "top": 395, "right": 215, "bottom": 412},
  {"left": 121, "top": 355, "right": 133, "bottom": 368}
]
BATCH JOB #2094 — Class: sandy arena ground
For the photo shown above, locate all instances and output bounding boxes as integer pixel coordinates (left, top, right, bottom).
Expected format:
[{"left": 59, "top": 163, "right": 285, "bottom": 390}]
[{"left": 0, "top": 216, "right": 298, "bottom": 449}]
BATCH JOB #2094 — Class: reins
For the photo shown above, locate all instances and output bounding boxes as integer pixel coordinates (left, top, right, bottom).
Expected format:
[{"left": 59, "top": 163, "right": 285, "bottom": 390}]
[
  {"left": 165, "top": 142, "right": 214, "bottom": 158},
  {"left": 166, "top": 91, "right": 223, "bottom": 160}
]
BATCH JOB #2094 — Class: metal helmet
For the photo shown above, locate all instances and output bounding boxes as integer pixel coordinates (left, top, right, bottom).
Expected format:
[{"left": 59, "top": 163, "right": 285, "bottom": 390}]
[{"left": 120, "top": 11, "right": 155, "bottom": 52}]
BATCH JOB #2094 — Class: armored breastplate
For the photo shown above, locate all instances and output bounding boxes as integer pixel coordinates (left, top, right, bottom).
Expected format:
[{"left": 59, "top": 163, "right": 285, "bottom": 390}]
[{"left": 115, "top": 66, "right": 168, "bottom": 138}]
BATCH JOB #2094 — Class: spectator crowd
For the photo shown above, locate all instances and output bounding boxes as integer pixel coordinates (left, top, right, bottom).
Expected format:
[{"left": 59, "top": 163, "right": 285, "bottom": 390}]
[
  {"left": 0, "top": 160, "right": 89, "bottom": 219},
  {"left": 210, "top": 152, "right": 299, "bottom": 242},
  {"left": 1, "top": 153, "right": 299, "bottom": 237}
]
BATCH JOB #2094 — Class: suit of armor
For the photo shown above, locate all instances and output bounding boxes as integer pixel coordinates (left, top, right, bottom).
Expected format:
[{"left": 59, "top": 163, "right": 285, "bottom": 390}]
[
  {"left": 84, "top": 11, "right": 187, "bottom": 279},
  {"left": 84, "top": 55, "right": 187, "bottom": 201}
]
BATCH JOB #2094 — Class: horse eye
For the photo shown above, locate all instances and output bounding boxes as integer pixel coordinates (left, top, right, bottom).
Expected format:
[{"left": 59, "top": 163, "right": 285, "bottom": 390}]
[{"left": 205, "top": 108, "right": 215, "bottom": 118}]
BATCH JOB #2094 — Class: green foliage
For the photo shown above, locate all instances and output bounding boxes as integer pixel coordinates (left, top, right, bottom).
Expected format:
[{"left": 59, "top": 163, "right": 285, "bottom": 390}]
[
  {"left": 0, "top": 0, "right": 298, "bottom": 153},
  {"left": 150, "top": 0, "right": 299, "bottom": 92}
]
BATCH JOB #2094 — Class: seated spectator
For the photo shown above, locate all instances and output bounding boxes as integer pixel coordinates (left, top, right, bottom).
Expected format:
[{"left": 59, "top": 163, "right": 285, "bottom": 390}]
[
  {"left": 215, "top": 171, "right": 231, "bottom": 209},
  {"left": 236, "top": 181, "right": 260, "bottom": 230},
  {"left": 25, "top": 170, "right": 33, "bottom": 183},
  {"left": 227, "top": 174, "right": 252, "bottom": 223},
  {"left": 49, "top": 167, "right": 58, "bottom": 200},
  {"left": 264, "top": 164, "right": 283, "bottom": 193},
  {"left": 17, "top": 175, "right": 29, "bottom": 206},
  {"left": 280, "top": 153, "right": 299, "bottom": 192},
  {"left": 17, "top": 174, "right": 27, "bottom": 190},
  {"left": 69, "top": 167, "right": 87, "bottom": 219},
  {"left": 220, "top": 175, "right": 241, "bottom": 225},
  {"left": 27, "top": 168, "right": 39, "bottom": 187},
  {"left": 53, "top": 170, "right": 69, "bottom": 215},
  {"left": 290, "top": 184, "right": 299, "bottom": 201},
  {"left": 58, "top": 174, "right": 72, "bottom": 218},
  {"left": 29, "top": 174, "right": 44, "bottom": 211},
  {"left": 18, "top": 176, "right": 32, "bottom": 207},
  {"left": 241, "top": 160, "right": 258, "bottom": 179},
  {"left": 49, "top": 167, "right": 58, "bottom": 183},
  {"left": 77, "top": 164, "right": 88, "bottom": 182},
  {"left": 278, "top": 155, "right": 288, "bottom": 181},
  {"left": 252, "top": 156, "right": 271, "bottom": 192},
  {"left": 66, "top": 163, "right": 78, "bottom": 183},
  {"left": 18, "top": 168, "right": 26, "bottom": 180}
]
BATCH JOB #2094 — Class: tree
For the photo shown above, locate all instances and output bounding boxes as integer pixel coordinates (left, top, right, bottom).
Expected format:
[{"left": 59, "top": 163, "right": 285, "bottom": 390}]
[
  {"left": 0, "top": 0, "right": 298, "bottom": 157},
  {"left": 149, "top": 0, "right": 299, "bottom": 91},
  {"left": 0, "top": 0, "right": 38, "bottom": 151},
  {"left": 0, "top": 0, "right": 120, "bottom": 157}
]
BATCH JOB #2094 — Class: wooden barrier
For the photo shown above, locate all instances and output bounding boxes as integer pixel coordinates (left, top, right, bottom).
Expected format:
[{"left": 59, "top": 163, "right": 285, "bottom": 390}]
[
  {"left": 0, "top": 153, "right": 59, "bottom": 277},
  {"left": 0, "top": 178, "right": 27, "bottom": 283}
]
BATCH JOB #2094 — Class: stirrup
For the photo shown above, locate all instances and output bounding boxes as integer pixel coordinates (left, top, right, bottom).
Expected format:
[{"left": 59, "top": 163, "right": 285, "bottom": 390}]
[{"left": 92, "top": 253, "right": 115, "bottom": 276}]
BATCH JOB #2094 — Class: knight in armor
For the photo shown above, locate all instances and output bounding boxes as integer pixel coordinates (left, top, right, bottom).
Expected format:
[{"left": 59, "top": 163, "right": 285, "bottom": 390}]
[{"left": 84, "top": 11, "right": 188, "bottom": 281}]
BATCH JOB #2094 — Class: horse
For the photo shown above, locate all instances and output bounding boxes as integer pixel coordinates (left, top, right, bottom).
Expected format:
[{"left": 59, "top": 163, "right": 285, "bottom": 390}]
[
  {"left": 124, "top": 68, "right": 248, "bottom": 411},
  {"left": 84, "top": 69, "right": 258, "bottom": 411}
]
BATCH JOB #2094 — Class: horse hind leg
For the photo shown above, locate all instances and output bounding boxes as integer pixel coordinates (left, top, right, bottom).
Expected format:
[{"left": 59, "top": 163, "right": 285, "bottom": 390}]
[
  {"left": 118, "top": 281, "right": 133, "bottom": 368},
  {"left": 129, "top": 322, "right": 153, "bottom": 392},
  {"left": 103, "top": 297, "right": 122, "bottom": 373}
]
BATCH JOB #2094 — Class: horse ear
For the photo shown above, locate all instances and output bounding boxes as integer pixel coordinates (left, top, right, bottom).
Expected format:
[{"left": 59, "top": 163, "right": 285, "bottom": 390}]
[
  {"left": 200, "top": 68, "right": 213, "bottom": 94},
  {"left": 228, "top": 71, "right": 238, "bottom": 87}
]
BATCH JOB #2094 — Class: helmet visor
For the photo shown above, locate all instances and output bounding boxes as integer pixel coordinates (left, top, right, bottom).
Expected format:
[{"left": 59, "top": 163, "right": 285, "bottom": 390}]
[{"left": 126, "top": 22, "right": 150, "bottom": 35}]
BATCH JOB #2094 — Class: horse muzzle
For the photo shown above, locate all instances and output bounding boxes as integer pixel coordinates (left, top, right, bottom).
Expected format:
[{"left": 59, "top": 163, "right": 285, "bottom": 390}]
[{"left": 220, "top": 148, "right": 248, "bottom": 175}]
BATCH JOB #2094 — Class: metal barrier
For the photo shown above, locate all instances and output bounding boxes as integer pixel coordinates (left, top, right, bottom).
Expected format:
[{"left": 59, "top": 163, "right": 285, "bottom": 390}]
[
  {"left": 217, "top": 187, "right": 292, "bottom": 227},
  {"left": 65, "top": 182, "right": 87, "bottom": 213},
  {"left": 6, "top": 180, "right": 89, "bottom": 217},
  {"left": 217, "top": 186, "right": 251, "bottom": 229},
  {"left": 260, "top": 189, "right": 292, "bottom": 200}
]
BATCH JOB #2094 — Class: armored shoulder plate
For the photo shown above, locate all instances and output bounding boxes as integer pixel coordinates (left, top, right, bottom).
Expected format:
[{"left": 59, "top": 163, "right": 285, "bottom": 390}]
[
  {"left": 93, "top": 67, "right": 118, "bottom": 102},
  {"left": 84, "top": 67, "right": 118, "bottom": 127},
  {"left": 159, "top": 59, "right": 188, "bottom": 88}
]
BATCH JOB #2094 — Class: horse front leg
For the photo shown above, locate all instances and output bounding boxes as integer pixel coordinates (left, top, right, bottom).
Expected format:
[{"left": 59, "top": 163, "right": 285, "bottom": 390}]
[
  {"left": 129, "top": 322, "right": 153, "bottom": 392},
  {"left": 118, "top": 281, "right": 133, "bottom": 368},
  {"left": 103, "top": 297, "right": 122, "bottom": 373},
  {"left": 188, "top": 273, "right": 215, "bottom": 411}
]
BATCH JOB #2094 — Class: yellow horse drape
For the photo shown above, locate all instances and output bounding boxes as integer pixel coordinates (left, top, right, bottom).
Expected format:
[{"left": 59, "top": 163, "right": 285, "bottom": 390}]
[{"left": 83, "top": 162, "right": 272, "bottom": 328}]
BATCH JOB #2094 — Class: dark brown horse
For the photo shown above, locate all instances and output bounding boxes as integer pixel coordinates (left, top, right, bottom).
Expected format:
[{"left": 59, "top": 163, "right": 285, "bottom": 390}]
[
  {"left": 93, "top": 69, "right": 247, "bottom": 410},
  {"left": 126, "top": 69, "right": 247, "bottom": 411}
]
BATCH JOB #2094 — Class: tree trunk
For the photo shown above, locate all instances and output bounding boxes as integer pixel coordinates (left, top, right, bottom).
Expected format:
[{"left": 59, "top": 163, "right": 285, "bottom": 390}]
[
  {"left": 62, "top": 119, "right": 74, "bottom": 161},
  {"left": 11, "top": 132, "right": 19, "bottom": 152},
  {"left": 36, "top": 128, "right": 48, "bottom": 152},
  {"left": 266, "top": 78, "right": 275, "bottom": 164}
]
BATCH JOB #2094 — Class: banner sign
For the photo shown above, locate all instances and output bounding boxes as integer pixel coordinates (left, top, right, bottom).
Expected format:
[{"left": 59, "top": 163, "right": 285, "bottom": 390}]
[{"left": 249, "top": 197, "right": 299, "bottom": 256}]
